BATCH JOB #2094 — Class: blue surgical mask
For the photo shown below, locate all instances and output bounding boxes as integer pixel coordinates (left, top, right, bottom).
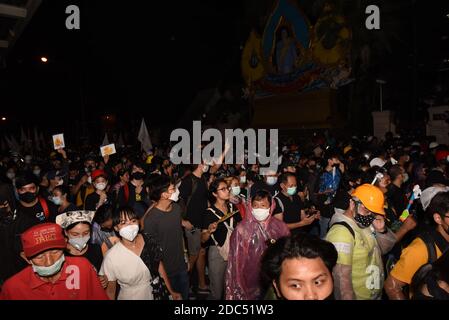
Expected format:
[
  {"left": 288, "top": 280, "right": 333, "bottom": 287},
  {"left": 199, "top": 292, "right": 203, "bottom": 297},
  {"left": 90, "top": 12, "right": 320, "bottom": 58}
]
[
  {"left": 231, "top": 186, "right": 241, "bottom": 196},
  {"left": 32, "top": 254, "right": 65, "bottom": 277},
  {"left": 51, "top": 196, "right": 62, "bottom": 206},
  {"left": 287, "top": 186, "right": 297, "bottom": 196}
]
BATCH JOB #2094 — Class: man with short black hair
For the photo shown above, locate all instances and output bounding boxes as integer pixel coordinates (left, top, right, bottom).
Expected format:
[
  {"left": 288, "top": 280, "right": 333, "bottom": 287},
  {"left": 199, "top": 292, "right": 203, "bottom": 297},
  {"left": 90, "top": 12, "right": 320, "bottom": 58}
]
[
  {"left": 273, "top": 173, "right": 318, "bottom": 236},
  {"left": 12, "top": 172, "right": 58, "bottom": 274},
  {"left": 144, "top": 175, "right": 192, "bottom": 300}
]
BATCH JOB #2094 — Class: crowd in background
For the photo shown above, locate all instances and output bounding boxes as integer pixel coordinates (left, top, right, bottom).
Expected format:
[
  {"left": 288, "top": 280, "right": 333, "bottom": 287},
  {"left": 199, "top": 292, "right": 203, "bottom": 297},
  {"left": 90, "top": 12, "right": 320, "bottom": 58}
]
[{"left": 0, "top": 130, "right": 448, "bottom": 300}]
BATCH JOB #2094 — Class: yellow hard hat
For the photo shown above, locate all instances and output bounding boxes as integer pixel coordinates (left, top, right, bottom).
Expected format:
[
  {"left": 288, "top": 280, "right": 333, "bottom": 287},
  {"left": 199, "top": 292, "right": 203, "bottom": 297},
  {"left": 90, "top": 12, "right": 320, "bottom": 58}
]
[
  {"left": 352, "top": 184, "right": 385, "bottom": 215},
  {"left": 343, "top": 145, "right": 352, "bottom": 154}
]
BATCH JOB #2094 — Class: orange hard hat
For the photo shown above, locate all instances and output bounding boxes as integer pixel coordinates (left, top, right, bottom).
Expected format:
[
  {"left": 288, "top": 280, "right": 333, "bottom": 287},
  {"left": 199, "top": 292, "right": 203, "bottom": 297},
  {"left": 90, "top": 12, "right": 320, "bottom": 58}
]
[{"left": 352, "top": 184, "right": 385, "bottom": 215}]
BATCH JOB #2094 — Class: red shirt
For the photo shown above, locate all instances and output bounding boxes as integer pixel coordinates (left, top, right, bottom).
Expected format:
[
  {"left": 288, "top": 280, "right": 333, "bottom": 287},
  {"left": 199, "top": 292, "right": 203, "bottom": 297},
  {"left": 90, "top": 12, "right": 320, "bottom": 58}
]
[{"left": 0, "top": 256, "right": 109, "bottom": 300}]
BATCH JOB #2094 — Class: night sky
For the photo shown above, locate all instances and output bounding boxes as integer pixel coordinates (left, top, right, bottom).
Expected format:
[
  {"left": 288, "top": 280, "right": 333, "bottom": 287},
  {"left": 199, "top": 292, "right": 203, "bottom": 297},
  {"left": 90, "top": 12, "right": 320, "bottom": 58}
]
[{"left": 1, "top": 0, "right": 449, "bottom": 140}]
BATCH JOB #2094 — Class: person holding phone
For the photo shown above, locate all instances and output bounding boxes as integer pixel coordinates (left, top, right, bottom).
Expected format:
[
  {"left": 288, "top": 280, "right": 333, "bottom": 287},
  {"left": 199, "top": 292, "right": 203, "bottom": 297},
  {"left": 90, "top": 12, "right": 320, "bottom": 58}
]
[{"left": 273, "top": 173, "right": 320, "bottom": 236}]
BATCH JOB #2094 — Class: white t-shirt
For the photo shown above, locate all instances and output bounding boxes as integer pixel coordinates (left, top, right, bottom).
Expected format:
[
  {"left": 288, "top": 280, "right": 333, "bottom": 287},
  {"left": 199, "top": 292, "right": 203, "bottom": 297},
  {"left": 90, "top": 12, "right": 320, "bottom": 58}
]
[{"left": 100, "top": 241, "right": 154, "bottom": 300}]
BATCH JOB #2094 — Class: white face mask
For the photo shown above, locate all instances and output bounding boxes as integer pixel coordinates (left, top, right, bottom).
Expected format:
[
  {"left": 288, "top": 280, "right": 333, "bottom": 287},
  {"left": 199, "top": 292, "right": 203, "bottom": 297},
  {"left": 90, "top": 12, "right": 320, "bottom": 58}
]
[
  {"left": 252, "top": 208, "right": 270, "bottom": 221},
  {"left": 266, "top": 176, "right": 278, "bottom": 186},
  {"left": 231, "top": 186, "right": 241, "bottom": 196},
  {"left": 169, "top": 188, "right": 180, "bottom": 202},
  {"left": 6, "top": 172, "right": 15, "bottom": 180},
  {"left": 95, "top": 182, "right": 107, "bottom": 191},
  {"left": 87, "top": 176, "right": 92, "bottom": 184},
  {"left": 240, "top": 176, "right": 246, "bottom": 184},
  {"left": 33, "top": 169, "right": 41, "bottom": 176},
  {"left": 51, "top": 196, "right": 62, "bottom": 206},
  {"left": 68, "top": 235, "right": 90, "bottom": 251},
  {"left": 119, "top": 224, "right": 139, "bottom": 241},
  {"left": 202, "top": 165, "right": 209, "bottom": 173},
  {"left": 56, "top": 179, "right": 64, "bottom": 186}
]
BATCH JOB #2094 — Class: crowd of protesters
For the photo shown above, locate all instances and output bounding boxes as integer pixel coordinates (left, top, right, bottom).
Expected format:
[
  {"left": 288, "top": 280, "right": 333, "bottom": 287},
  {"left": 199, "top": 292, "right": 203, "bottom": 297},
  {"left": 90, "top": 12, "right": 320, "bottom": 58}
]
[{"left": 0, "top": 130, "right": 448, "bottom": 300}]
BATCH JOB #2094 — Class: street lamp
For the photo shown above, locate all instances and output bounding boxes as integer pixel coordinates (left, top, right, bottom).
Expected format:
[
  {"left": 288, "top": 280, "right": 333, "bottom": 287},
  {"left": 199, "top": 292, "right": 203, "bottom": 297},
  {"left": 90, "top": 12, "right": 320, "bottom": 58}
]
[
  {"left": 376, "top": 79, "right": 386, "bottom": 112},
  {"left": 40, "top": 57, "right": 48, "bottom": 63},
  {"left": 1, "top": 117, "right": 6, "bottom": 121}
]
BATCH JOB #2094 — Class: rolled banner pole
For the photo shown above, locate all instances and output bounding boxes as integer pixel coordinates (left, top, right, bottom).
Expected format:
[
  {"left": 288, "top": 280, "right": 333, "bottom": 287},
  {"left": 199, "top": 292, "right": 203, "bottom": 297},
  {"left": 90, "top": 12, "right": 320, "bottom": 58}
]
[
  {"left": 217, "top": 210, "right": 238, "bottom": 224},
  {"left": 400, "top": 185, "right": 421, "bottom": 222}
]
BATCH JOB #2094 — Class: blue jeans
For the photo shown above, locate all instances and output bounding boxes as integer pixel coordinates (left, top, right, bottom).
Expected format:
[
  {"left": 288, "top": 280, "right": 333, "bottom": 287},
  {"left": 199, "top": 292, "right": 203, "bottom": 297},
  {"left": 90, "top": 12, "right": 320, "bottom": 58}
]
[
  {"left": 319, "top": 216, "right": 331, "bottom": 239},
  {"left": 168, "top": 270, "right": 190, "bottom": 300}
]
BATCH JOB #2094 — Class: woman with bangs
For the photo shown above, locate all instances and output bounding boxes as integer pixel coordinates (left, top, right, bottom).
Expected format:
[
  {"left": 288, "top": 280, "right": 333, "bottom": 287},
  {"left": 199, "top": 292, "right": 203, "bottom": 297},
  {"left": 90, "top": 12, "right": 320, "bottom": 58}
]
[{"left": 100, "top": 206, "right": 181, "bottom": 300}]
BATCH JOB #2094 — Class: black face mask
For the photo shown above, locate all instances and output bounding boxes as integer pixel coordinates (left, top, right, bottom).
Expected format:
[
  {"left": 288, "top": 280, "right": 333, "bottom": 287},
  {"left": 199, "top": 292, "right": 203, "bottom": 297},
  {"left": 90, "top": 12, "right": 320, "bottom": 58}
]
[
  {"left": 332, "top": 163, "right": 339, "bottom": 168},
  {"left": 131, "top": 172, "right": 145, "bottom": 180},
  {"left": 354, "top": 213, "right": 375, "bottom": 228},
  {"left": 19, "top": 192, "right": 37, "bottom": 204}
]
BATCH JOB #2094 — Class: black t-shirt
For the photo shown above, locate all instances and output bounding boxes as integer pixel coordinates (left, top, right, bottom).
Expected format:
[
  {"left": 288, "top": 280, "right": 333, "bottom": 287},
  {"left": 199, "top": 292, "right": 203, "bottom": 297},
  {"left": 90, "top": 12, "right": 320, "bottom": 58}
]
[
  {"left": 143, "top": 203, "right": 187, "bottom": 277},
  {"left": 387, "top": 184, "right": 407, "bottom": 217},
  {"left": 201, "top": 203, "right": 241, "bottom": 247},
  {"left": 273, "top": 192, "right": 308, "bottom": 235},
  {"left": 297, "top": 167, "right": 310, "bottom": 187},
  {"left": 179, "top": 174, "right": 208, "bottom": 228},
  {"left": 84, "top": 192, "right": 101, "bottom": 211},
  {"left": 117, "top": 183, "right": 149, "bottom": 218},
  {"left": 66, "top": 243, "right": 103, "bottom": 272},
  {"left": 12, "top": 199, "right": 58, "bottom": 274}
]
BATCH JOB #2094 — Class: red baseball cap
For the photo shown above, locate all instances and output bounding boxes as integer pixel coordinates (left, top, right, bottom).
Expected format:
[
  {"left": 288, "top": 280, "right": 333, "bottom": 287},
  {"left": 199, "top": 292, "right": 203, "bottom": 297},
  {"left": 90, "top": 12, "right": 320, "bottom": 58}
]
[
  {"left": 91, "top": 169, "right": 107, "bottom": 181},
  {"left": 21, "top": 223, "right": 66, "bottom": 258}
]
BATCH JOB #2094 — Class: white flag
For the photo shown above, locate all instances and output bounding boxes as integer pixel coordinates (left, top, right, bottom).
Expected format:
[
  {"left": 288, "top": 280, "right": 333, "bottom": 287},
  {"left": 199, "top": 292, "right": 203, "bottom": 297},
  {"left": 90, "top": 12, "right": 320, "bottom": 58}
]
[
  {"left": 102, "top": 133, "right": 109, "bottom": 146},
  {"left": 138, "top": 118, "right": 152, "bottom": 153}
]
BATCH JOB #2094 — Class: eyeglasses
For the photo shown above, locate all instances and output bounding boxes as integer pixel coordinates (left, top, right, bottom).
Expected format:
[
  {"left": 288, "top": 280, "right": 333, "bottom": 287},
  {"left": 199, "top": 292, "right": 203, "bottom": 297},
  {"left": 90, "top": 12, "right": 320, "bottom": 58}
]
[{"left": 217, "top": 187, "right": 230, "bottom": 192}]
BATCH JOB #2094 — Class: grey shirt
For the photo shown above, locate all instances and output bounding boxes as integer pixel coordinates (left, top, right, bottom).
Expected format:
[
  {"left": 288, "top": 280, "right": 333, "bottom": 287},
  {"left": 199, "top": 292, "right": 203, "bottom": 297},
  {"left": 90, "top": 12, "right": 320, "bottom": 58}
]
[{"left": 143, "top": 203, "right": 187, "bottom": 277}]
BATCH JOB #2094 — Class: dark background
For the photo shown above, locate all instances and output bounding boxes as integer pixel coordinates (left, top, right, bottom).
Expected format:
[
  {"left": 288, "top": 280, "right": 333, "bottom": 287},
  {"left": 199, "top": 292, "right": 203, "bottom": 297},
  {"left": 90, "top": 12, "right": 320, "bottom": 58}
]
[{"left": 1, "top": 0, "right": 449, "bottom": 143}]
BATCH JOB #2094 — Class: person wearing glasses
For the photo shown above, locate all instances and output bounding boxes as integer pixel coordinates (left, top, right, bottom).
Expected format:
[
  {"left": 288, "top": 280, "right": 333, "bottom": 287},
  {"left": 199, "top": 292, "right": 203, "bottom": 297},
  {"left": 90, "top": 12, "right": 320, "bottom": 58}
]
[
  {"left": 201, "top": 178, "right": 241, "bottom": 300},
  {"left": 326, "top": 184, "right": 396, "bottom": 300}
]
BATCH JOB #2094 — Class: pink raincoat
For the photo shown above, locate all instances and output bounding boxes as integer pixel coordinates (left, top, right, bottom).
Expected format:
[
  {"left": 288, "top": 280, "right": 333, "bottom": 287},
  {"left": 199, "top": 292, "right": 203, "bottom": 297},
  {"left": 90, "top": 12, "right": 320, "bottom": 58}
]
[{"left": 225, "top": 199, "right": 290, "bottom": 300}]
